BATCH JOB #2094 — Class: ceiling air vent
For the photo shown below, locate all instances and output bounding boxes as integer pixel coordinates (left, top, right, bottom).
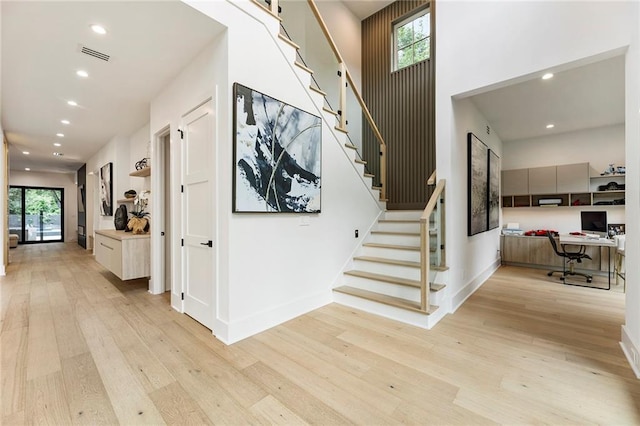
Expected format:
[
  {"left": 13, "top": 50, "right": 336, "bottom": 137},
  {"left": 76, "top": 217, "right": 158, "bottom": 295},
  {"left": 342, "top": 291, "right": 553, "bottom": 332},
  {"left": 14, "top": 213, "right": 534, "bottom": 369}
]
[{"left": 78, "top": 44, "right": 110, "bottom": 62}]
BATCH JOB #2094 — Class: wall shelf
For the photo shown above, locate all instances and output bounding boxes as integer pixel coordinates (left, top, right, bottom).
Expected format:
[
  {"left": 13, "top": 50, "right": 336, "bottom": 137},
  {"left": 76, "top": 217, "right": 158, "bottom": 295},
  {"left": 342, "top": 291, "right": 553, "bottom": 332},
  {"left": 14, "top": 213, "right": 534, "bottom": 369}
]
[
  {"left": 116, "top": 198, "right": 135, "bottom": 204},
  {"left": 130, "top": 167, "right": 151, "bottom": 177}
]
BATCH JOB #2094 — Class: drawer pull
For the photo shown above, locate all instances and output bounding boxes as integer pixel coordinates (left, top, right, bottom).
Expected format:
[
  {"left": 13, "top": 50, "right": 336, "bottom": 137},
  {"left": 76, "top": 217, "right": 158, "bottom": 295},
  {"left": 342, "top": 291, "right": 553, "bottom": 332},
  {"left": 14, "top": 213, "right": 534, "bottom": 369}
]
[{"left": 100, "top": 242, "right": 114, "bottom": 250}]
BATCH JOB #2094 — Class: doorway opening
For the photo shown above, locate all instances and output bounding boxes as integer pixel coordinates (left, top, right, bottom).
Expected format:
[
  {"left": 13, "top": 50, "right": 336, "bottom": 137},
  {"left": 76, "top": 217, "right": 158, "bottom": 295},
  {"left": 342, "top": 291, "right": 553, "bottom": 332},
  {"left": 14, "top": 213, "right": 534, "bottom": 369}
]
[{"left": 8, "top": 186, "right": 65, "bottom": 243}]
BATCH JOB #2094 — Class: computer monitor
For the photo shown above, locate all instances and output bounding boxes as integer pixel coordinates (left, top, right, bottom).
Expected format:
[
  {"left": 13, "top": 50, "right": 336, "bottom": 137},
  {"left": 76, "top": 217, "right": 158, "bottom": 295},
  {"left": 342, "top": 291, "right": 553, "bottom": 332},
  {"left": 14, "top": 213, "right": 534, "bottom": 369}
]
[{"left": 581, "top": 211, "right": 608, "bottom": 237}]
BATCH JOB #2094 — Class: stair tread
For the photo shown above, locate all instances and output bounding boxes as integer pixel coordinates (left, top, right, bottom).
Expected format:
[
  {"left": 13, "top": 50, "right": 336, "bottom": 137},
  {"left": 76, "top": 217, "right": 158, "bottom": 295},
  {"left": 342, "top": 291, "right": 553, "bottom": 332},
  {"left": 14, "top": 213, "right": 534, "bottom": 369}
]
[
  {"left": 345, "top": 270, "right": 420, "bottom": 287},
  {"left": 363, "top": 173, "right": 375, "bottom": 178},
  {"left": 431, "top": 265, "right": 450, "bottom": 272},
  {"left": 371, "top": 230, "right": 420, "bottom": 236},
  {"left": 323, "top": 107, "right": 339, "bottom": 116},
  {"left": 277, "top": 33, "right": 300, "bottom": 49},
  {"left": 354, "top": 256, "right": 420, "bottom": 268},
  {"left": 294, "top": 61, "right": 314, "bottom": 74},
  {"left": 335, "top": 126, "right": 348, "bottom": 134},
  {"left": 309, "top": 86, "right": 327, "bottom": 96},
  {"left": 355, "top": 159, "right": 367, "bottom": 164},
  {"left": 431, "top": 283, "right": 446, "bottom": 292},
  {"left": 344, "top": 143, "right": 357, "bottom": 150},
  {"left": 334, "top": 286, "right": 438, "bottom": 315},
  {"left": 363, "top": 242, "right": 420, "bottom": 251}
]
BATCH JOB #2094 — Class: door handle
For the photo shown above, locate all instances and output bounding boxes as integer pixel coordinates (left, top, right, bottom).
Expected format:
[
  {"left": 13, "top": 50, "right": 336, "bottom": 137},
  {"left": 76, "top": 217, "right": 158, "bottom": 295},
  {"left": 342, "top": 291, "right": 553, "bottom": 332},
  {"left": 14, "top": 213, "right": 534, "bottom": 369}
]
[{"left": 200, "top": 240, "right": 213, "bottom": 247}]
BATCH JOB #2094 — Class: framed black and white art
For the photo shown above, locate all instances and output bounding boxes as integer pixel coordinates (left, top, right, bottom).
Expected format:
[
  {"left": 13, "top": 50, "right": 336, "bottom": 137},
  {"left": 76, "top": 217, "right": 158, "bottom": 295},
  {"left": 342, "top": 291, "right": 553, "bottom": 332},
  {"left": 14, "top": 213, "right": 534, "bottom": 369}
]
[
  {"left": 233, "top": 83, "right": 322, "bottom": 213},
  {"left": 467, "top": 133, "right": 488, "bottom": 236},
  {"left": 99, "top": 162, "right": 113, "bottom": 216}
]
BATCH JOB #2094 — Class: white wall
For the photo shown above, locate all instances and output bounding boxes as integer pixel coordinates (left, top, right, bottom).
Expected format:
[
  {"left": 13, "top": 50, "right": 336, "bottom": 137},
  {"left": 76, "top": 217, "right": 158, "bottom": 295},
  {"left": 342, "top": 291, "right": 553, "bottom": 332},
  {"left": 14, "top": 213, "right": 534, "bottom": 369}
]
[
  {"left": 449, "top": 97, "right": 503, "bottom": 310},
  {"left": 178, "top": 0, "right": 382, "bottom": 343},
  {"left": 9, "top": 170, "right": 78, "bottom": 243},
  {"left": 437, "top": 0, "right": 640, "bottom": 375},
  {"left": 502, "top": 124, "right": 626, "bottom": 234},
  {"left": 1, "top": 130, "right": 6, "bottom": 275},
  {"left": 623, "top": 0, "right": 640, "bottom": 377}
]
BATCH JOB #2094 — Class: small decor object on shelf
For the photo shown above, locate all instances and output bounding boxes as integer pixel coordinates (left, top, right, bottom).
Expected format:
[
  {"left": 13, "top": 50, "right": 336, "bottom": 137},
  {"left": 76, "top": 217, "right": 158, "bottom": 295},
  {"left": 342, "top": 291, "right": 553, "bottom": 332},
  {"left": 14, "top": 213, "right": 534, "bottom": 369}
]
[
  {"left": 114, "top": 204, "right": 128, "bottom": 230},
  {"left": 135, "top": 157, "right": 150, "bottom": 170},
  {"left": 600, "top": 163, "right": 625, "bottom": 176},
  {"left": 124, "top": 189, "right": 137, "bottom": 199}
]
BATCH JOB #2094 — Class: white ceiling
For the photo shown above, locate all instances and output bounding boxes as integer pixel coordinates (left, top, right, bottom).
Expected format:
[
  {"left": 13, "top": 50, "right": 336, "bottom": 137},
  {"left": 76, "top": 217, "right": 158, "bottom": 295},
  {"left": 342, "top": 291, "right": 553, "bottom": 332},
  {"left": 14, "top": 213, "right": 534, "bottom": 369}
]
[
  {"left": 1, "top": 1, "right": 625, "bottom": 176},
  {"left": 1, "top": 1, "right": 224, "bottom": 174},
  {"left": 469, "top": 55, "right": 625, "bottom": 142}
]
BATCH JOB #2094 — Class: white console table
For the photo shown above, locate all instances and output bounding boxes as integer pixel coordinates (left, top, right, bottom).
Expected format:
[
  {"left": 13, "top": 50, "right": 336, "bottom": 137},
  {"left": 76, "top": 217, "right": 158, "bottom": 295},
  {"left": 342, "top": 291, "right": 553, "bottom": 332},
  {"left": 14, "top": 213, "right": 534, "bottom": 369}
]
[{"left": 95, "top": 230, "right": 150, "bottom": 280}]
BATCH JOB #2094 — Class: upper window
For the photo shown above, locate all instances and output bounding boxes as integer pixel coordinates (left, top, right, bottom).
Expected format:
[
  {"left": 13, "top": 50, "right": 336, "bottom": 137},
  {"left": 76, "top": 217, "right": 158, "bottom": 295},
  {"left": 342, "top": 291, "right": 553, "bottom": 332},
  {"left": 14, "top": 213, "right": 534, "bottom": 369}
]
[{"left": 393, "top": 8, "right": 430, "bottom": 71}]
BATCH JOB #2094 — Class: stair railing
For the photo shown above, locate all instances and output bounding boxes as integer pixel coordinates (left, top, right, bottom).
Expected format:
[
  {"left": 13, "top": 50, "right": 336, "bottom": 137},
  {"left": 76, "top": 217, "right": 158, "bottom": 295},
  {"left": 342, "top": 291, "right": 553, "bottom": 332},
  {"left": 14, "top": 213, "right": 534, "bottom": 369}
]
[
  {"left": 420, "top": 173, "right": 446, "bottom": 311},
  {"left": 259, "top": 0, "right": 388, "bottom": 201}
]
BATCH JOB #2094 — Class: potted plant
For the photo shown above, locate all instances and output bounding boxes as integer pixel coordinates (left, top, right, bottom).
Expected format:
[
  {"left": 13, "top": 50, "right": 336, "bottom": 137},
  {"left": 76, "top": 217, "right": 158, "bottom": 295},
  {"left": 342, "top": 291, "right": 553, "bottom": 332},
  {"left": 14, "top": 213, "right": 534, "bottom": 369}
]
[{"left": 127, "top": 190, "right": 150, "bottom": 234}]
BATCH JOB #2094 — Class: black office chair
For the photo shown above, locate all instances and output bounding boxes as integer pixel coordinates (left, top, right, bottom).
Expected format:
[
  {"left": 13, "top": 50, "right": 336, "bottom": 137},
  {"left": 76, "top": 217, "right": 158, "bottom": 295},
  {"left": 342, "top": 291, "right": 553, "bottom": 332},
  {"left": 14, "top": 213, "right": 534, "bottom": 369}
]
[{"left": 546, "top": 231, "right": 593, "bottom": 283}]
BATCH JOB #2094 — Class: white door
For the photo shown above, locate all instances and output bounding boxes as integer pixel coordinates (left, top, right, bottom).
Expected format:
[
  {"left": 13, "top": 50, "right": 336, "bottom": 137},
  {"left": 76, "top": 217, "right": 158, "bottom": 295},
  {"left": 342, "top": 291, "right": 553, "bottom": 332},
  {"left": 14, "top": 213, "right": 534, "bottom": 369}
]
[{"left": 182, "top": 100, "right": 215, "bottom": 330}]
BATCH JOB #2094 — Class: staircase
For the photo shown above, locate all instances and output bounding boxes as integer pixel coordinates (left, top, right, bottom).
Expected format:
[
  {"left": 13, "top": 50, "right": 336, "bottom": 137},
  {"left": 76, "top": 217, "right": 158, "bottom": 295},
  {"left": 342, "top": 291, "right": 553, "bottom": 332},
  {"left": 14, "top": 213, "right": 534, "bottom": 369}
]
[
  {"left": 251, "top": 0, "right": 449, "bottom": 328},
  {"left": 333, "top": 209, "right": 449, "bottom": 328}
]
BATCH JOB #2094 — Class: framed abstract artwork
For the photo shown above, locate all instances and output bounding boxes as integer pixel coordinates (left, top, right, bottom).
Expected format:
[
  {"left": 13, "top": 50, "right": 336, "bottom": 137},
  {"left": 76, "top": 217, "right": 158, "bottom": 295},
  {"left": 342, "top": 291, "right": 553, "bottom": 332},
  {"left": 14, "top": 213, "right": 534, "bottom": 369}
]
[
  {"left": 468, "top": 132, "right": 488, "bottom": 236},
  {"left": 99, "top": 162, "right": 113, "bottom": 216},
  {"left": 488, "top": 149, "right": 500, "bottom": 230},
  {"left": 233, "top": 83, "right": 322, "bottom": 213}
]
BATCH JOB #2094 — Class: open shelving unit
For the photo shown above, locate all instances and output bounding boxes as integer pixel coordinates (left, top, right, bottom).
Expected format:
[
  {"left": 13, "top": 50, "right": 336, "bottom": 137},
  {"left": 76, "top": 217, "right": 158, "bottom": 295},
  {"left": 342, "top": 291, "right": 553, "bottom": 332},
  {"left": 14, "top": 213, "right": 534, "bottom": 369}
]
[{"left": 129, "top": 167, "right": 151, "bottom": 177}]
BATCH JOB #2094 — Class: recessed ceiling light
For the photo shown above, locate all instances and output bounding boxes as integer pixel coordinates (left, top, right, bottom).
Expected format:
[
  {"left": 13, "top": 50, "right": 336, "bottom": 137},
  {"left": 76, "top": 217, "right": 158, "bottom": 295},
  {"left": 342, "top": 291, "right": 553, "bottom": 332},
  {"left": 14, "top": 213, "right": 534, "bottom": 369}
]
[
  {"left": 546, "top": 124, "right": 555, "bottom": 129},
  {"left": 25, "top": 168, "right": 30, "bottom": 171},
  {"left": 53, "top": 152, "right": 64, "bottom": 156},
  {"left": 22, "top": 151, "right": 29, "bottom": 155},
  {"left": 91, "top": 24, "right": 107, "bottom": 35},
  {"left": 67, "top": 100, "right": 78, "bottom": 107},
  {"left": 56, "top": 133, "right": 65, "bottom": 138},
  {"left": 53, "top": 143, "right": 62, "bottom": 147},
  {"left": 542, "top": 73, "right": 554, "bottom": 80},
  {"left": 76, "top": 70, "right": 89, "bottom": 78},
  {"left": 61, "top": 119, "right": 70, "bottom": 125}
]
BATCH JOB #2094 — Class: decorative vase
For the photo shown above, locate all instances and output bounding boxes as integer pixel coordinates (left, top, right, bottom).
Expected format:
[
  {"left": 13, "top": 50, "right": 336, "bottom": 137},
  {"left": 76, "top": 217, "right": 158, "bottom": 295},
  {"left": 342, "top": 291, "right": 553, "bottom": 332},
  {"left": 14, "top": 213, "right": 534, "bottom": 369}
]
[{"left": 114, "top": 205, "right": 128, "bottom": 230}]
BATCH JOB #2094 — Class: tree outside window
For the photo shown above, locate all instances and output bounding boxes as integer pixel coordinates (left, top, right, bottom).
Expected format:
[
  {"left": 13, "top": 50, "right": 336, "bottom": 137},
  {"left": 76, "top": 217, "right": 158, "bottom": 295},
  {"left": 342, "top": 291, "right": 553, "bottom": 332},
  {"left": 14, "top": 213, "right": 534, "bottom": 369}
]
[{"left": 394, "top": 9, "right": 430, "bottom": 71}]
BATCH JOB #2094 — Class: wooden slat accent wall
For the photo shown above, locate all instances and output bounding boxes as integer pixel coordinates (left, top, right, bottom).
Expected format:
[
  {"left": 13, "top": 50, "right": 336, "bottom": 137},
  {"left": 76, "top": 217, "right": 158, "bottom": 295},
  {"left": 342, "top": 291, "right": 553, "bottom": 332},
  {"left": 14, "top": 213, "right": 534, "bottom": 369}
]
[{"left": 362, "top": 0, "right": 435, "bottom": 210}]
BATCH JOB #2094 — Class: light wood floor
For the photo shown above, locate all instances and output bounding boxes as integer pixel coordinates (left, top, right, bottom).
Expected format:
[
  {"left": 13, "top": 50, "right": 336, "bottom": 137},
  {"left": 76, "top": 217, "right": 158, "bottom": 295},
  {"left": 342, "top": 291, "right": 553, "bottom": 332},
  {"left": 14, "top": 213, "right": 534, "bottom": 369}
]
[{"left": 2, "top": 243, "right": 639, "bottom": 425}]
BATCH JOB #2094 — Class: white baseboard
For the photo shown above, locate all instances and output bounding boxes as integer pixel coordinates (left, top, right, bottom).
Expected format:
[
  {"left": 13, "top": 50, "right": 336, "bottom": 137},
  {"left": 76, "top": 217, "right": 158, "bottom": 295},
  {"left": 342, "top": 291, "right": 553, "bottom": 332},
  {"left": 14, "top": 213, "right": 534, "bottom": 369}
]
[
  {"left": 0, "top": 264, "right": 5, "bottom": 276},
  {"left": 214, "top": 290, "right": 333, "bottom": 345},
  {"left": 620, "top": 325, "right": 640, "bottom": 378},
  {"left": 451, "top": 258, "right": 501, "bottom": 313}
]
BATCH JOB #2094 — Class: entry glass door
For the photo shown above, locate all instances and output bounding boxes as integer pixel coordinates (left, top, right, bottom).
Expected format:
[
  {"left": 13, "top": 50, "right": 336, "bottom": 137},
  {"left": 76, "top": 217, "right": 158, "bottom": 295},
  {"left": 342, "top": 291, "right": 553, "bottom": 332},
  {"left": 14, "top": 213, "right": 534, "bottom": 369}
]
[{"left": 9, "top": 186, "right": 64, "bottom": 243}]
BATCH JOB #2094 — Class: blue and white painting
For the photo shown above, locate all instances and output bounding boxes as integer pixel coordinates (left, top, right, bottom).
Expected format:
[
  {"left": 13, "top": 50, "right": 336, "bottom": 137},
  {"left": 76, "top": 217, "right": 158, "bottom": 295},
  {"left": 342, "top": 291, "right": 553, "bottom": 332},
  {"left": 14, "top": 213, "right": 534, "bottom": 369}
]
[{"left": 233, "top": 83, "right": 322, "bottom": 213}]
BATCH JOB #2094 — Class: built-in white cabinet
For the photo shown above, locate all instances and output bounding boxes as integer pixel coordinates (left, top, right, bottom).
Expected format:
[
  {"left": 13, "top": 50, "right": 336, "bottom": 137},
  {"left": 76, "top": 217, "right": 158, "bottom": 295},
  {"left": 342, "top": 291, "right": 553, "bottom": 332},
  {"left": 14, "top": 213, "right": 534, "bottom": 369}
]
[
  {"left": 501, "top": 162, "right": 624, "bottom": 208},
  {"left": 528, "top": 166, "right": 557, "bottom": 194},
  {"left": 502, "top": 169, "right": 529, "bottom": 196},
  {"left": 95, "top": 230, "right": 150, "bottom": 280},
  {"left": 557, "top": 162, "right": 589, "bottom": 193}
]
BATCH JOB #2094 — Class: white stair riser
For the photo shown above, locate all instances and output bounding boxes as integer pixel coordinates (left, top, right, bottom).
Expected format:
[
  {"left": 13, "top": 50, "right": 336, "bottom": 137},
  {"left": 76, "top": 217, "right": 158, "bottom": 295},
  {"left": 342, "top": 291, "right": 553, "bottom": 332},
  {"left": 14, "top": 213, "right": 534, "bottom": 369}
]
[
  {"left": 368, "top": 233, "right": 420, "bottom": 246},
  {"left": 352, "top": 260, "right": 420, "bottom": 280},
  {"left": 359, "top": 246, "right": 421, "bottom": 262},
  {"left": 430, "top": 288, "right": 446, "bottom": 305},
  {"left": 293, "top": 66, "right": 312, "bottom": 87},
  {"left": 376, "top": 222, "right": 420, "bottom": 233},
  {"left": 383, "top": 210, "right": 422, "bottom": 221},
  {"left": 333, "top": 292, "right": 432, "bottom": 329},
  {"left": 343, "top": 275, "right": 420, "bottom": 300}
]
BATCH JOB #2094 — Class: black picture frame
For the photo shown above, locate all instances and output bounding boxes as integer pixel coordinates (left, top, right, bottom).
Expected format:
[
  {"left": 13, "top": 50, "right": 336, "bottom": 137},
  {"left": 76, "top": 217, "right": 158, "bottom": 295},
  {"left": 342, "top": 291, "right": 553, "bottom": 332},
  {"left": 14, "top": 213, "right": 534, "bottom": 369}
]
[
  {"left": 488, "top": 149, "right": 500, "bottom": 230},
  {"left": 468, "top": 132, "right": 488, "bottom": 236},
  {"left": 232, "top": 83, "right": 322, "bottom": 213},
  {"left": 99, "top": 162, "right": 113, "bottom": 216}
]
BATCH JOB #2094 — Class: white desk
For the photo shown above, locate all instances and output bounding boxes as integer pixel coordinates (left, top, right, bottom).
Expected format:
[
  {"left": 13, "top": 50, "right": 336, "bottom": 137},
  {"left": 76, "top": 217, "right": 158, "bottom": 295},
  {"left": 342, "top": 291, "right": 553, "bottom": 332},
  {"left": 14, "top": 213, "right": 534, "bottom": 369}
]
[{"left": 559, "top": 235, "right": 616, "bottom": 289}]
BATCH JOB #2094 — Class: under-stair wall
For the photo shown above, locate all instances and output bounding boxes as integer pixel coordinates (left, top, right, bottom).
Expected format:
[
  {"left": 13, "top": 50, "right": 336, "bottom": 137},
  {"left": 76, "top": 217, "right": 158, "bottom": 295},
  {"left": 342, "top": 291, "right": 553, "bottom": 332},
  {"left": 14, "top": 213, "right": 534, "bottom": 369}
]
[{"left": 181, "top": 0, "right": 383, "bottom": 344}]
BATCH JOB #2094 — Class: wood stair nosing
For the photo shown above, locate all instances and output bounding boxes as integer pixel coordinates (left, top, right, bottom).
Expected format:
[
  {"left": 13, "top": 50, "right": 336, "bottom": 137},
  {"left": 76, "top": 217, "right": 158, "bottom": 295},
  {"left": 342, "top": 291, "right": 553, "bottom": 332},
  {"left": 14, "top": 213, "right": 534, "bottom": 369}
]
[
  {"left": 379, "top": 219, "right": 420, "bottom": 224},
  {"left": 277, "top": 33, "right": 300, "bottom": 49},
  {"left": 355, "top": 159, "right": 367, "bottom": 165},
  {"left": 363, "top": 173, "right": 375, "bottom": 178},
  {"left": 294, "top": 61, "right": 314, "bottom": 74},
  {"left": 371, "top": 231, "right": 420, "bottom": 237},
  {"left": 372, "top": 186, "right": 382, "bottom": 191},
  {"left": 345, "top": 143, "right": 357, "bottom": 150},
  {"left": 323, "top": 107, "right": 339, "bottom": 116},
  {"left": 353, "top": 255, "right": 420, "bottom": 268},
  {"left": 431, "top": 283, "right": 446, "bottom": 292},
  {"left": 334, "top": 285, "right": 438, "bottom": 315},
  {"left": 334, "top": 126, "right": 348, "bottom": 134},
  {"left": 362, "top": 242, "right": 420, "bottom": 251},
  {"left": 309, "top": 86, "right": 327, "bottom": 97},
  {"left": 431, "top": 265, "right": 450, "bottom": 272},
  {"left": 344, "top": 270, "right": 420, "bottom": 288}
]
